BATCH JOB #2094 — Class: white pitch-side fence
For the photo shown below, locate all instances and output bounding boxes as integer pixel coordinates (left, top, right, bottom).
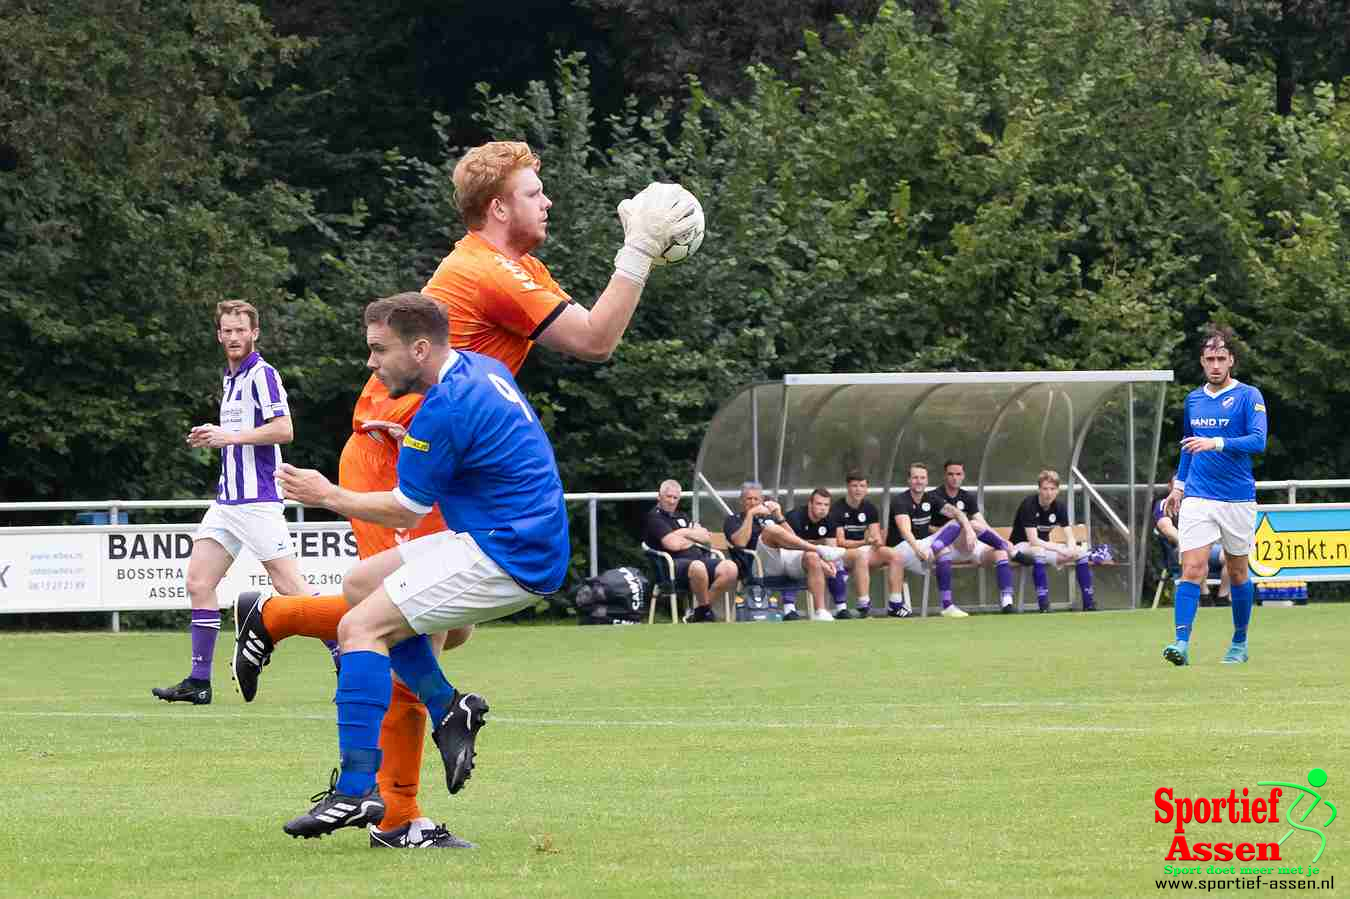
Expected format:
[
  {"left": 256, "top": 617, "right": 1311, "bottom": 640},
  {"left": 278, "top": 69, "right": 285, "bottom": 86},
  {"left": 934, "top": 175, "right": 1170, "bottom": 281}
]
[{"left": 1, "top": 480, "right": 1347, "bottom": 630}]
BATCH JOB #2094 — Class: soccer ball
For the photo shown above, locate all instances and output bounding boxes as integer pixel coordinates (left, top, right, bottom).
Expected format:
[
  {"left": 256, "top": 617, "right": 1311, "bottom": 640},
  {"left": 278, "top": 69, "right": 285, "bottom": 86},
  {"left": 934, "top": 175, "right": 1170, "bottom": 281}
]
[{"left": 658, "top": 193, "right": 705, "bottom": 264}]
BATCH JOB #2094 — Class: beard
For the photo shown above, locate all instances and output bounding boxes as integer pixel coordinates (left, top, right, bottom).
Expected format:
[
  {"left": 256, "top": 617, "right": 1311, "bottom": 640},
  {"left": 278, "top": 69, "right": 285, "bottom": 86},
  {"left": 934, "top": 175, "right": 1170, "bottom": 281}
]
[
  {"left": 381, "top": 369, "right": 421, "bottom": 398},
  {"left": 506, "top": 218, "right": 545, "bottom": 254}
]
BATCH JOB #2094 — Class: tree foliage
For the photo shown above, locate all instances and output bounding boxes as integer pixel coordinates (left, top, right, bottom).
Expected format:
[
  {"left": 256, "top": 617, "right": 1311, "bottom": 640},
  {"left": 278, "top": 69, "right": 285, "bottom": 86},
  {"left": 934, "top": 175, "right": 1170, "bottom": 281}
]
[{"left": 0, "top": 1, "right": 313, "bottom": 500}]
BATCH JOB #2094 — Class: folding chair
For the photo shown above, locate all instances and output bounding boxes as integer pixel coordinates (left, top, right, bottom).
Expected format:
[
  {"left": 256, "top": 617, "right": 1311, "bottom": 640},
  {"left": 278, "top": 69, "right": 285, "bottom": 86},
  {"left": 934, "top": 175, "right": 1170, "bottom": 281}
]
[
  {"left": 718, "top": 540, "right": 809, "bottom": 619},
  {"left": 1149, "top": 532, "right": 1222, "bottom": 609},
  {"left": 640, "top": 542, "right": 731, "bottom": 623}
]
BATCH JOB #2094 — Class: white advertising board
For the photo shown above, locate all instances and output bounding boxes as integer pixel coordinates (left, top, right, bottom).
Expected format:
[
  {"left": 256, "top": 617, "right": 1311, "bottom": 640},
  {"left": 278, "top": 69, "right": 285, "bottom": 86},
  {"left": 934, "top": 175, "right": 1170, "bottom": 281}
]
[{"left": 0, "top": 523, "right": 359, "bottom": 613}]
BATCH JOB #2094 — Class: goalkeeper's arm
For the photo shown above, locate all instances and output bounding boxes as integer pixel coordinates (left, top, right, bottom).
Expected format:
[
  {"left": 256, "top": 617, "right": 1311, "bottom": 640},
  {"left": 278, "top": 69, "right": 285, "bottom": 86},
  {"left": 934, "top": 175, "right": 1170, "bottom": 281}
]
[{"left": 534, "top": 182, "right": 701, "bottom": 362}]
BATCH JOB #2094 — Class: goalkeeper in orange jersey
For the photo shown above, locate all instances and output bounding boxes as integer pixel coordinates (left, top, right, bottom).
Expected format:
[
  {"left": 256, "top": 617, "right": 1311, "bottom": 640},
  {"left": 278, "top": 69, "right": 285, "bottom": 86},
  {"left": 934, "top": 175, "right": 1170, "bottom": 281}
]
[{"left": 231, "top": 141, "right": 702, "bottom": 848}]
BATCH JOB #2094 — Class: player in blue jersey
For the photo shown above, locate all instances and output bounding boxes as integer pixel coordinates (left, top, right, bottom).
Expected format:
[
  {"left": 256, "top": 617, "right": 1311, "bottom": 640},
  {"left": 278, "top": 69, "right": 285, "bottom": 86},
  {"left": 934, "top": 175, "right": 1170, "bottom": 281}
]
[
  {"left": 1161, "top": 324, "right": 1267, "bottom": 666},
  {"left": 274, "top": 293, "right": 570, "bottom": 842}
]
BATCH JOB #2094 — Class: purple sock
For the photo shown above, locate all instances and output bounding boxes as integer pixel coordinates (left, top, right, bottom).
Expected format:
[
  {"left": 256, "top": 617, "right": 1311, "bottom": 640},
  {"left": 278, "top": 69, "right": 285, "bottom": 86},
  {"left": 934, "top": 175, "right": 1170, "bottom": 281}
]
[
  {"left": 781, "top": 589, "right": 799, "bottom": 607},
  {"left": 995, "top": 559, "right": 1013, "bottom": 595},
  {"left": 190, "top": 609, "right": 221, "bottom": 681},
  {"left": 1076, "top": 558, "right": 1094, "bottom": 607},
  {"left": 979, "top": 530, "right": 1011, "bottom": 552},
  {"left": 929, "top": 522, "right": 961, "bottom": 553},
  {"left": 1033, "top": 561, "right": 1050, "bottom": 599},
  {"left": 937, "top": 557, "right": 953, "bottom": 607},
  {"left": 827, "top": 568, "right": 848, "bottom": 603}
]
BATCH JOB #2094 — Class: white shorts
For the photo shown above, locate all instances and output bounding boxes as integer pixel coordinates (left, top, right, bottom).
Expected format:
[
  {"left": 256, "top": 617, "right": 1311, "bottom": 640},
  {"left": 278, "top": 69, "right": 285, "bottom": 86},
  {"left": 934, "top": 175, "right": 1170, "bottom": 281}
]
[
  {"left": 1012, "top": 540, "right": 1080, "bottom": 570},
  {"left": 946, "top": 539, "right": 994, "bottom": 565},
  {"left": 1178, "top": 497, "right": 1256, "bottom": 557},
  {"left": 893, "top": 534, "right": 940, "bottom": 576},
  {"left": 195, "top": 502, "right": 293, "bottom": 562},
  {"left": 757, "top": 543, "right": 807, "bottom": 580},
  {"left": 385, "top": 531, "right": 536, "bottom": 634}
]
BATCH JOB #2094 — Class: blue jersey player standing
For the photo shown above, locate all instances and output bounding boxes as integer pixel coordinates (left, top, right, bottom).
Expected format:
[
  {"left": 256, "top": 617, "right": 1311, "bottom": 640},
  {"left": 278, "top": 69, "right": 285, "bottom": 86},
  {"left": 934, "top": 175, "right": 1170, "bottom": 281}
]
[
  {"left": 276, "top": 293, "right": 570, "bottom": 842},
  {"left": 1162, "top": 324, "right": 1267, "bottom": 666}
]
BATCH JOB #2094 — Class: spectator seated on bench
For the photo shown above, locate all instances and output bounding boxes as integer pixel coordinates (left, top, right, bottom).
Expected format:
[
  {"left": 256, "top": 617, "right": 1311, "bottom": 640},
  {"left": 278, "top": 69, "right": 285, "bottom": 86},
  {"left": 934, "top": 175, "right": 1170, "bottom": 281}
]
[
  {"left": 883, "top": 462, "right": 964, "bottom": 619},
  {"left": 781, "top": 485, "right": 879, "bottom": 619},
  {"left": 722, "top": 480, "right": 846, "bottom": 621},
  {"left": 641, "top": 479, "right": 738, "bottom": 623},
  {"left": 926, "top": 460, "right": 1019, "bottom": 616},
  {"left": 1152, "top": 478, "right": 1228, "bottom": 608},
  {"left": 1005, "top": 469, "right": 1099, "bottom": 613}
]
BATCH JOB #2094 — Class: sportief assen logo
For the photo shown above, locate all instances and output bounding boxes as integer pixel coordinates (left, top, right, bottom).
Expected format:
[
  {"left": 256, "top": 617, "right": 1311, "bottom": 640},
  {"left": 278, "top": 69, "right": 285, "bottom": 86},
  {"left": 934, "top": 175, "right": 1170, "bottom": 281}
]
[{"left": 1154, "top": 769, "right": 1336, "bottom": 891}]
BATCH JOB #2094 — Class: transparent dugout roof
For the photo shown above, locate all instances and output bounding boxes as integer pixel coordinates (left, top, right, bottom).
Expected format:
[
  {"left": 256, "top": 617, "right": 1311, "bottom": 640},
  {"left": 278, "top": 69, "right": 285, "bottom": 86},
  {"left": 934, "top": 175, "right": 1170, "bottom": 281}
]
[{"left": 692, "top": 371, "right": 1174, "bottom": 609}]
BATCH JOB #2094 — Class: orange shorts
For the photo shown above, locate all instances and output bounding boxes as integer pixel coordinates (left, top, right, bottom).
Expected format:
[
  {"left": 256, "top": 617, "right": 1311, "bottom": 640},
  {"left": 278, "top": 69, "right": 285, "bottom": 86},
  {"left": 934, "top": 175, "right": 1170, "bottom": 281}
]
[{"left": 338, "top": 430, "right": 447, "bottom": 559}]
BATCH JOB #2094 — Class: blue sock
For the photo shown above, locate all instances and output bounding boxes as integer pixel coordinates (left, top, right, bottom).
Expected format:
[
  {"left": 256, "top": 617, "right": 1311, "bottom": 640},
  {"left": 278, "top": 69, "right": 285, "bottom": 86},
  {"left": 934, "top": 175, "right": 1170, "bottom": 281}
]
[
  {"left": 1231, "top": 580, "right": 1254, "bottom": 644},
  {"left": 1174, "top": 581, "right": 1201, "bottom": 643},
  {"left": 334, "top": 650, "right": 391, "bottom": 796},
  {"left": 388, "top": 635, "right": 455, "bottom": 725}
]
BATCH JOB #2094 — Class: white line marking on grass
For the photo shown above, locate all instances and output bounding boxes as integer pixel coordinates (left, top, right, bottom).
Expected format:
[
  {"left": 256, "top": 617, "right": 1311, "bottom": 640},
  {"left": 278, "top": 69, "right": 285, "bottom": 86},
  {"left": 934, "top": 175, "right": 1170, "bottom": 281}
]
[{"left": 0, "top": 709, "right": 1338, "bottom": 738}]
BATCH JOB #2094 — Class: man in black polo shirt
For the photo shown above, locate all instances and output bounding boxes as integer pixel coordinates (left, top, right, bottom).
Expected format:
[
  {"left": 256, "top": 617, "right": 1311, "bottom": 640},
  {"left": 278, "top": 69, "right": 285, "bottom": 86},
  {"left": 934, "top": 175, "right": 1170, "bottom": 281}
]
[
  {"left": 783, "top": 487, "right": 864, "bottom": 621},
  {"left": 929, "top": 460, "right": 1018, "bottom": 615},
  {"left": 885, "top": 462, "right": 966, "bottom": 618},
  {"left": 1009, "top": 469, "right": 1097, "bottom": 612},
  {"left": 724, "top": 480, "right": 846, "bottom": 622},
  {"left": 828, "top": 470, "right": 895, "bottom": 619},
  {"left": 643, "top": 479, "right": 740, "bottom": 622}
]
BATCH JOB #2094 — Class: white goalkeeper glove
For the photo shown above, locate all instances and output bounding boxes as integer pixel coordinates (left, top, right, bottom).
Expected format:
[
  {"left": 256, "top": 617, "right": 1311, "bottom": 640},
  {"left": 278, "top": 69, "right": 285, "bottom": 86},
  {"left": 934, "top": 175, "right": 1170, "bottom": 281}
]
[{"left": 613, "top": 182, "right": 700, "bottom": 286}]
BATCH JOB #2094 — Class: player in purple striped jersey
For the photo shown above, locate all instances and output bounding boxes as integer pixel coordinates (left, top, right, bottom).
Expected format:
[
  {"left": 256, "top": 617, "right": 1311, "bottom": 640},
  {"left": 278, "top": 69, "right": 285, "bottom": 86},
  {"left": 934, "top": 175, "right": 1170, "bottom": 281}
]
[{"left": 152, "top": 301, "right": 311, "bottom": 705}]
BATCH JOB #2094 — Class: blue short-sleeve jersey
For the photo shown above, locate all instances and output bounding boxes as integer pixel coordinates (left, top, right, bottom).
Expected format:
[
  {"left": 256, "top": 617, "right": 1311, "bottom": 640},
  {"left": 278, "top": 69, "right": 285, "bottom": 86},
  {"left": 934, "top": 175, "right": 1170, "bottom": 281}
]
[
  {"left": 1175, "top": 381, "right": 1267, "bottom": 503},
  {"left": 394, "top": 351, "right": 570, "bottom": 594}
]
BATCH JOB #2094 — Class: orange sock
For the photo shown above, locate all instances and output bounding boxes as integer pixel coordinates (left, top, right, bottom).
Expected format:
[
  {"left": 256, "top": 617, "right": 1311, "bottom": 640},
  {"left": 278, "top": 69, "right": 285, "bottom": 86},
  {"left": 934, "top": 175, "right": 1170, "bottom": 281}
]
[
  {"left": 261, "top": 594, "right": 348, "bottom": 643},
  {"left": 376, "top": 679, "right": 427, "bottom": 830}
]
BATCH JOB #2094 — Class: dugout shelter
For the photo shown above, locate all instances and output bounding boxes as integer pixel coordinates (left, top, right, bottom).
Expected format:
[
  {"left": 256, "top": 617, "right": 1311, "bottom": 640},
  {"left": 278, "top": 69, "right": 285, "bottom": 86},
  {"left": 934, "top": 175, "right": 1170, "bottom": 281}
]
[{"left": 692, "top": 371, "right": 1174, "bottom": 611}]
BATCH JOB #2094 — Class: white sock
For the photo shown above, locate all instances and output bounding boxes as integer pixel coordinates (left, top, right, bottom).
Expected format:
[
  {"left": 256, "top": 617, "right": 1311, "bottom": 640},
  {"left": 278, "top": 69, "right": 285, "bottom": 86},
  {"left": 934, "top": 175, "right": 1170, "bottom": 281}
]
[{"left": 783, "top": 601, "right": 797, "bottom": 613}]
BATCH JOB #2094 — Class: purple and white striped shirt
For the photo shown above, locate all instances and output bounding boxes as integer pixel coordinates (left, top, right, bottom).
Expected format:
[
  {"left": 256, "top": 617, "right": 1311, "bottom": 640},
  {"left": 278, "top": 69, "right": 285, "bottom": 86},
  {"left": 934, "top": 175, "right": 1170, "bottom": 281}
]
[{"left": 216, "top": 352, "right": 289, "bottom": 505}]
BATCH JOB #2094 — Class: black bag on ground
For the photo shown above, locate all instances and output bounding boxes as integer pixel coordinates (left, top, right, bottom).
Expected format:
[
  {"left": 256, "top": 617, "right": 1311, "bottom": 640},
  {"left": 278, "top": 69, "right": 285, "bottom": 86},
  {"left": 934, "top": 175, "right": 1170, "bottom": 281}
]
[{"left": 574, "top": 566, "right": 650, "bottom": 625}]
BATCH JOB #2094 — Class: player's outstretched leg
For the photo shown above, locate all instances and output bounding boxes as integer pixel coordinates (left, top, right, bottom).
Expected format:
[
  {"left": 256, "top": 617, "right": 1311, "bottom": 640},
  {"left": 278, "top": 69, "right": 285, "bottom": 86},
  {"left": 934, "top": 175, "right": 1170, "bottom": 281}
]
[
  {"left": 432, "top": 691, "right": 490, "bottom": 795},
  {"left": 231, "top": 591, "right": 274, "bottom": 702},
  {"left": 283, "top": 768, "right": 385, "bottom": 839},
  {"left": 386, "top": 634, "right": 488, "bottom": 795}
]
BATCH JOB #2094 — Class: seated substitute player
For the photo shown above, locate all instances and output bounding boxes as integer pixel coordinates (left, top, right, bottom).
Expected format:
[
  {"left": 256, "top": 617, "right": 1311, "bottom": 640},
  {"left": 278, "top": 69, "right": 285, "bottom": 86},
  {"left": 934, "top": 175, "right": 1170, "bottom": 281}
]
[
  {"left": 1154, "top": 477, "right": 1230, "bottom": 606},
  {"left": 779, "top": 487, "right": 862, "bottom": 620},
  {"left": 151, "top": 300, "right": 319, "bottom": 706},
  {"left": 268, "top": 292, "right": 572, "bottom": 843},
  {"left": 1008, "top": 469, "right": 1097, "bottom": 612},
  {"left": 723, "top": 481, "right": 846, "bottom": 621},
  {"left": 233, "top": 145, "right": 701, "bottom": 847},
  {"left": 643, "top": 478, "right": 740, "bottom": 622},
  {"left": 828, "top": 471, "right": 894, "bottom": 619},
  {"left": 884, "top": 462, "right": 965, "bottom": 618},
  {"left": 928, "top": 460, "right": 1019, "bottom": 616},
  {"left": 1161, "top": 324, "right": 1267, "bottom": 666}
]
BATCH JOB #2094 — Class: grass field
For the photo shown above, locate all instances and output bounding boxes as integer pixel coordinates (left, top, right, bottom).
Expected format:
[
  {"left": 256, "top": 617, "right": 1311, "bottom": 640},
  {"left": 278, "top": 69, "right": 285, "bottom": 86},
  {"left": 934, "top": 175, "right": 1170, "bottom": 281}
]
[{"left": 2, "top": 605, "right": 1345, "bottom": 898}]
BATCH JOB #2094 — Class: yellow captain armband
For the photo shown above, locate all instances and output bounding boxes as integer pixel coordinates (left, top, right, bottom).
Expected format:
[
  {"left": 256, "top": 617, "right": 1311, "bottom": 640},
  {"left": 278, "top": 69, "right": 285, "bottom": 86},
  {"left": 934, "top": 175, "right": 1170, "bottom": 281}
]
[{"left": 402, "top": 435, "right": 430, "bottom": 452}]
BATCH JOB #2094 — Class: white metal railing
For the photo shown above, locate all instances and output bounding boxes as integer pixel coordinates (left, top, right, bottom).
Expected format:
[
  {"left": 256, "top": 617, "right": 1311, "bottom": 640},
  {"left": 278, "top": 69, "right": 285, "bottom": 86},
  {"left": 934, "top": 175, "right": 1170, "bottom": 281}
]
[{"left": 3, "top": 480, "right": 1349, "bottom": 578}]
